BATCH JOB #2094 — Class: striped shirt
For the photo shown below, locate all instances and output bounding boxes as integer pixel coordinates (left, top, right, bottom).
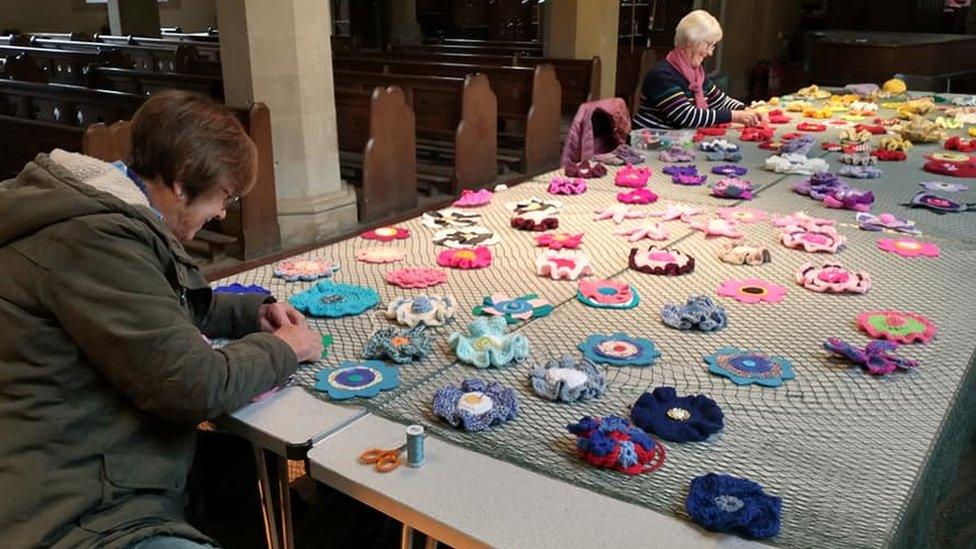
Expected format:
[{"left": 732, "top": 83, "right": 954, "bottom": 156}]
[{"left": 633, "top": 59, "right": 745, "bottom": 130}]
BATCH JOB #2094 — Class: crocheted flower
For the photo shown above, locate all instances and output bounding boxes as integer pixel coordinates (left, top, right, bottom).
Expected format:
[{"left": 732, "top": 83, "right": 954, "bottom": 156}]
[
  {"left": 711, "top": 164, "right": 748, "bottom": 176},
  {"left": 857, "top": 310, "right": 937, "bottom": 344},
  {"left": 781, "top": 224, "right": 846, "bottom": 253},
  {"left": 432, "top": 227, "right": 500, "bottom": 247},
  {"left": 436, "top": 246, "right": 492, "bottom": 269},
  {"left": 547, "top": 176, "right": 587, "bottom": 195},
  {"left": 796, "top": 263, "right": 871, "bottom": 294},
  {"left": 313, "top": 360, "right": 400, "bottom": 400},
  {"left": 452, "top": 188, "right": 492, "bottom": 207},
  {"left": 273, "top": 258, "right": 340, "bottom": 281},
  {"left": 699, "top": 139, "right": 739, "bottom": 154},
  {"left": 288, "top": 280, "right": 379, "bottom": 318},
  {"left": 716, "top": 279, "right": 787, "bottom": 304},
  {"left": 577, "top": 279, "right": 640, "bottom": 309},
  {"left": 535, "top": 231, "right": 583, "bottom": 250},
  {"left": 564, "top": 160, "right": 607, "bottom": 178},
  {"left": 361, "top": 226, "right": 410, "bottom": 242},
  {"left": 213, "top": 283, "right": 271, "bottom": 295},
  {"left": 629, "top": 246, "right": 695, "bottom": 275},
  {"left": 904, "top": 192, "right": 975, "bottom": 214},
  {"left": 566, "top": 415, "right": 666, "bottom": 475},
  {"left": 920, "top": 181, "right": 969, "bottom": 193},
  {"left": 614, "top": 165, "right": 652, "bottom": 188},
  {"left": 506, "top": 197, "right": 562, "bottom": 215},
  {"left": 686, "top": 473, "right": 782, "bottom": 539},
  {"left": 661, "top": 296, "right": 727, "bottom": 332},
  {"left": 355, "top": 248, "right": 406, "bottom": 264},
  {"left": 717, "top": 207, "right": 767, "bottom": 224},
  {"left": 823, "top": 188, "right": 876, "bottom": 212},
  {"left": 839, "top": 165, "right": 883, "bottom": 179},
  {"left": 666, "top": 166, "right": 708, "bottom": 186},
  {"left": 421, "top": 208, "right": 482, "bottom": 229},
  {"left": 764, "top": 153, "right": 829, "bottom": 175},
  {"left": 593, "top": 204, "right": 648, "bottom": 224},
  {"left": 877, "top": 237, "right": 940, "bottom": 258},
  {"left": 535, "top": 250, "right": 593, "bottom": 280},
  {"left": 718, "top": 242, "right": 770, "bottom": 266},
  {"left": 361, "top": 326, "right": 432, "bottom": 364},
  {"left": 529, "top": 356, "right": 607, "bottom": 403},
  {"left": 658, "top": 146, "right": 695, "bottom": 163},
  {"left": 711, "top": 178, "right": 754, "bottom": 200},
  {"left": 704, "top": 347, "right": 795, "bottom": 387},
  {"left": 510, "top": 211, "right": 559, "bottom": 231},
  {"left": 384, "top": 295, "right": 456, "bottom": 327},
  {"left": 616, "top": 188, "right": 659, "bottom": 204},
  {"left": 385, "top": 267, "right": 447, "bottom": 289},
  {"left": 433, "top": 379, "right": 518, "bottom": 431},
  {"left": 630, "top": 387, "right": 724, "bottom": 442},
  {"left": 614, "top": 222, "right": 670, "bottom": 242},
  {"left": 689, "top": 218, "right": 744, "bottom": 239},
  {"left": 824, "top": 338, "right": 918, "bottom": 376},
  {"left": 449, "top": 317, "right": 530, "bottom": 368},
  {"left": 472, "top": 292, "right": 554, "bottom": 324},
  {"left": 771, "top": 211, "right": 834, "bottom": 228},
  {"left": 855, "top": 212, "right": 919, "bottom": 235},
  {"left": 649, "top": 203, "right": 704, "bottom": 222},
  {"left": 578, "top": 332, "right": 661, "bottom": 367}
]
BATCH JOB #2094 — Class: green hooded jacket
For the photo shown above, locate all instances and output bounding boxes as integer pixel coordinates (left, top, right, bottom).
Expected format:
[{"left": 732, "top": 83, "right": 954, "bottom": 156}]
[{"left": 0, "top": 150, "right": 298, "bottom": 548}]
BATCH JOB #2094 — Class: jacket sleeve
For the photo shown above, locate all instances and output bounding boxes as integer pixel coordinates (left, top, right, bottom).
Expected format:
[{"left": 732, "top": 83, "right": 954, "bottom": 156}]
[
  {"left": 41, "top": 218, "right": 299, "bottom": 423},
  {"left": 197, "top": 292, "right": 273, "bottom": 339}
]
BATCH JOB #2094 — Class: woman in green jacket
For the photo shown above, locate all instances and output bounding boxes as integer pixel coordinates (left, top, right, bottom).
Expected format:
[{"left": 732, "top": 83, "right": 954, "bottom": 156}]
[{"left": 0, "top": 91, "right": 323, "bottom": 548}]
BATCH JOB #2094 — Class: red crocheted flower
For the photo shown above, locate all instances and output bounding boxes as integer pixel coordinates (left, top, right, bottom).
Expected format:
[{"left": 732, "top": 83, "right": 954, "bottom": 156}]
[
  {"left": 871, "top": 149, "right": 907, "bottom": 161},
  {"left": 361, "top": 226, "right": 410, "bottom": 242},
  {"left": 796, "top": 122, "right": 826, "bottom": 132},
  {"left": 740, "top": 126, "right": 775, "bottom": 142},
  {"left": 436, "top": 246, "right": 492, "bottom": 270}
]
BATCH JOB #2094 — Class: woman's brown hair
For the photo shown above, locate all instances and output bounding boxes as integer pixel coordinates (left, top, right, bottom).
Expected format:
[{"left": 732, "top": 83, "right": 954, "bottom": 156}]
[{"left": 128, "top": 90, "right": 257, "bottom": 201}]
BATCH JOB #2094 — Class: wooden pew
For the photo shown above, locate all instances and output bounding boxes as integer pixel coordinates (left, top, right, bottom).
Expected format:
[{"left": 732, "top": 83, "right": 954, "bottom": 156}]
[
  {"left": 415, "top": 41, "right": 542, "bottom": 57},
  {"left": 94, "top": 34, "right": 221, "bottom": 63},
  {"left": 332, "top": 56, "right": 560, "bottom": 174},
  {"left": 91, "top": 66, "right": 224, "bottom": 100},
  {"left": 333, "top": 70, "right": 496, "bottom": 193},
  {"left": 334, "top": 86, "right": 418, "bottom": 223},
  {"left": 0, "top": 44, "right": 130, "bottom": 85}
]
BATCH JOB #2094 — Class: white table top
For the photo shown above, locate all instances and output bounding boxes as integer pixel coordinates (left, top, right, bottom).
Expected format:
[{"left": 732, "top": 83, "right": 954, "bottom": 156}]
[
  {"left": 218, "top": 385, "right": 367, "bottom": 457},
  {"left": 308, "top": 413, "right": 770, "bottom": 549}
]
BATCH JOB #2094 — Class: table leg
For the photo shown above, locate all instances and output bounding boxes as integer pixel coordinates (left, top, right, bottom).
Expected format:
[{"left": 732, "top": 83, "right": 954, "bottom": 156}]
[
  {"left": 400, "top": 524, "right": 415, "bottom": 549},
  {"left": 423, "top": 535, "right": 439, "bottom": 549},
  {"left": 253, "top": 445, "right": 281, "bottom": 549},
  {"left": 274, "top": 454, "right": 295, "bottom": 549}
]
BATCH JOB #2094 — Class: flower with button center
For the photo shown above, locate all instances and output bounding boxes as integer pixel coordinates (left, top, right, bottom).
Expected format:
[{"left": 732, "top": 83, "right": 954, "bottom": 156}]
[
  {"left": 361, "top": 326, "right": 432, "bottom": 364},
  {"left": 685, "top": 473, "right": 782, "bottom": 539},
  {"left": 288, "top": 280, "right": 379, "bottom": 318},
  {"left": 384, "top": 295, "right": 456, "bottom": 327},
  {"left": 578, "top": 332, "right": 661, "bottom": 367},
  {"left": 876, "top": 237, "right": 940, "bottom": 258},
  {"left": 704, "top": 347, "right": 795, "bottom": 387},
  {"left": 432, "top": 378, "right": 518, "bottom": 431},
  {"left": 436, "top": 246, "right": 492, "bottom": 269},
  {"left": 716, "top": 279, "right": 787, "bottom": 305},
  {"left": 313, "top": 360, "right": 400, "bottom": 400},
  {"left": 472, "top": 292, "right": 554, "bottom": 324},
  {"left": 576, "top": 279, "right": 640, "bottom": 309},
  {"left": 780, "top": 224, "right": 847, "bottom": 253},
  {"left": 796, "top": 262, "right": 871, "bottom": 294},
  {"left": 449, "top": 317, "right": 530, "bottom": 368},
  {"left": 629, "top": 246, "right": 695, "bottom": 275},
  {"left": 857, "top": 310, "right": 936, "bottom": 344},
  {"left": 360, "top": 226, "right": 410, "bottom": 242},
  {"left": 528, "top": 356, "right": 607, "bottom": 403},
  {"left": 630, "top": 386, "right": 724, "bottom": 442},
  {"left": 535, "top": 231, "right": 583, "bottom": 250}
]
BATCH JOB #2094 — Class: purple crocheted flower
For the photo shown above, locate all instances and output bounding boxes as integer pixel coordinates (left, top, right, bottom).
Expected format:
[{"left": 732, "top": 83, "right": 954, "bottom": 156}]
[
  {"left": 824, "top": 338, "right": 918, "bottom": 375},
  {"left": 433, "top": 379, "right": 518, "bottom": 431},
  {"left": 823, "top": 188, "right": 875, "bottom": 212},
  {"left": 213, "top": 283, "right": 272, "bottom": 295},
  {"left": 711, "top": 164, "right": 748, "bottom": 177},
  {"left": 630, "top": 387, "right": 724, "bottom": 442},
  {"left": 686, "top": 473, "right": 782, "bottom": 539},
  {"left": 779, "top": 134, "right": 816, "bottom": 155}
]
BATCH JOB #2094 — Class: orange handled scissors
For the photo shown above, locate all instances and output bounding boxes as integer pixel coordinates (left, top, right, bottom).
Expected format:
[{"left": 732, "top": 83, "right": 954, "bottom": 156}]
[{"left": 359, "top": 444, "right": 406, "bottom": 473}]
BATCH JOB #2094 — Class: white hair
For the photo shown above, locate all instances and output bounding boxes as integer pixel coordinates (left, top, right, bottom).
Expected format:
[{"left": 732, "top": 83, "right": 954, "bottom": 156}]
[{"left": 674, "top": 9, "right": 723, "bottom": 48}]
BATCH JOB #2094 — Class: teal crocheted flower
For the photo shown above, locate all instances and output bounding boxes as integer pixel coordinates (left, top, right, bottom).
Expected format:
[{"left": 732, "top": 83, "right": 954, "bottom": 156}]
[
  {"left": 449, "top": 317, "right": 530, "bottom": 368},
  {"left": 313, "top": 360, "right": 400, "bottom": 400},
  {"left": 577, "top": 332, "right": 661, "bottom": 367},
  {"left": 704, "top": 347, "right": 795, "bottom": 387},
  {"left": 472, "top": 292, "right": 554, "bottom": 324},
  {"left": 361, "top": 326, "right": 432, "bottom": 364},
  {"left": 288, "top": 280, "right": 379, "bottom": 318}
]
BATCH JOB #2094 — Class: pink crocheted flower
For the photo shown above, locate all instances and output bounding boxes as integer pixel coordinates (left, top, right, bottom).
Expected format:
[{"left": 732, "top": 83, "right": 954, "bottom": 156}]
[
  {"left": 717, "top": 279, "right": 788, "bottom": 304},
  {"left": 781, "top": 225, "right": 847, "bottom": 253},
  {"left": 614, "top": 222, "right": 670, "bottom": 242},
  {"left": 689, "top": 218, "right": 744, "bottom": 239},
  {"left": 273, "top": 258, "right": 340, "bottom": 281},
  {"left": 716, "top": 207, "right": 767, "bottom": 224},
  {"left": 535, "top": 250, "right": 593, "bottom": 280},
  {"left": 857, "top": 310, "right": 937, "bottom": 344},
  {"left": 361, "top": 226, "right": 410, "bottom": 242},
  {"left": 548, "top": 177, "right": 587, "bottom": 195},
  {"left": 876, "top": 238, "right": 940, "bottom": 258},
  {"left": 535, "top": 232, "right": 583, "bottom": 250},
  {"left": 614, "top": 165, "right": 652, "bottom": 188},
  {"left": 452, "top": 189, "right": 492, "bottom": 208},
  {"left": 436, "top": 246, "right": 492, "bottom": 270},
  {"left": 617, "top": 188, "right": 659, "bottom": 204},
  {"left": 386, "top": 268, "right": 448, "bottom": 289},
  {"left": 771, "top": 211, "right": 835, "bottom": 228},
  {"left": 355, "top": 248, "right": 406, "bottom": 264}
]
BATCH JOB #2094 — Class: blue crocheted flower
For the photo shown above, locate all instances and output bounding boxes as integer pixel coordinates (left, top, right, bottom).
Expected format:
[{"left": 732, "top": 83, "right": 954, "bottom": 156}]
[
  {"left": 566, "top": 415, "right": 665, "bottom": 475},
  {"left": 449, "top": 317, "right": 530, "bottom": 368},
  {"left": 313, "top": 360, "right": 400, "bottom": 400},
  {"left": 212, "top": 283, "right": 272, "bottom": 295},
  {"left": 361, "top": 326, "right": 432, "bottom": 364},
  {"left": 630, "top": 387, "right": 724, "bottom": 442},
  {"left": 661, "top": 296, "right": 727, "bottom": 332},
  {"left": 472, "top": 292, "right": 554, "bottom": 324},
  {"left": 704, "top": 347, "right": 795, "bottom": 387},
  {"left": 528, "top": 356, "right": 607, "bottom": 402},
  {"left": 686, "top": 473, "right": 782, "bottom": 539},
  {"left": 433, "top": 378, "right": 518, "bottom": 431},
  {"left": 578, "top": 332, "right": 661, "bottom": 367},
  {"left": 288, "top": 280, "right": 379, "bottom": 318}
]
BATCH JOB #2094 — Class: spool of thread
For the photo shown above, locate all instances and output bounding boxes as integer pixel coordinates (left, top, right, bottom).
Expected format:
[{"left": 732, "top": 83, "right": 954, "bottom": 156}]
[{"left": 405, "top": 424, "right": 425, "bottom": 468}]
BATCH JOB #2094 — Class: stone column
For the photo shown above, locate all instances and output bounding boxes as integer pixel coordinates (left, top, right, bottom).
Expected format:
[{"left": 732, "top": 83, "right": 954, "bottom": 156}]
[
  {"left": 542, "top": 0, "right": 619, "bottom": 99},
  {"left": 107, "top": 0, "right": 162, "bottom": 37},
  {"left": 216, "top": 0, "right": 358, "bottom": 246},
  {"left": 390, "top": 0, "right": 423, "bottom": 46}
]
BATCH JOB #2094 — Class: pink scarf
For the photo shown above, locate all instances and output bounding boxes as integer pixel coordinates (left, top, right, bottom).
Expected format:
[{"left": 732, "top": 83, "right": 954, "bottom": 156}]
[{"left": 666, "top": 49, "right": 707, "bottom": 109}]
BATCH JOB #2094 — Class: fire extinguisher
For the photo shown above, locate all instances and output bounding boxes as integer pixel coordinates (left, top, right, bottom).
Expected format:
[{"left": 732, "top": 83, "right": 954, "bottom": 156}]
[{"left": 767, "top": 60, "right": 784, "bottom": 98}]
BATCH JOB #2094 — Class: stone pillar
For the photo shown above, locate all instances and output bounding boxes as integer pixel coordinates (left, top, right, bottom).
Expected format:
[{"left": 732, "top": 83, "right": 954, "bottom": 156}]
[
  {"left": 216, "top": 0, "right": 358, "bottom": 247},
  {"left": 542, "top": 0, "right": 619, "bottom": 99},
  {"left": 107, "top": 0, "right": 162, "bottom": 37},
  {"left": 390, "top": 0, "right": 423, "bottom": 46}
]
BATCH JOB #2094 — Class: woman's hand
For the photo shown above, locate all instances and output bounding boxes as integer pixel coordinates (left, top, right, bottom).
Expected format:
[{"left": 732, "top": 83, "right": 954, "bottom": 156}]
[
  {"left": 258, "top": 302, "right": 307, "bottom": 332},
  {"left": 731, "top": 109, "right": 762, "bottom": 127},
  {"left": 272, "top": 324, "right": 324, "bottom": 363}
]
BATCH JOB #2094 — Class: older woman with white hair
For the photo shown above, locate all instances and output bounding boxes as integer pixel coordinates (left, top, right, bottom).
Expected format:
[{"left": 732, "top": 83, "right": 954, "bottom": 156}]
[{"left": 633, "top": 9, "right": 761, "bottom": 129}]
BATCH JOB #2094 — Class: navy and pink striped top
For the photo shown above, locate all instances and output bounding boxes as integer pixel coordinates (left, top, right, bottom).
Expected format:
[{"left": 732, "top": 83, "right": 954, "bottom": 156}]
[{"left": 633, "top": 59, "right": 745, "bottom": 130}]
